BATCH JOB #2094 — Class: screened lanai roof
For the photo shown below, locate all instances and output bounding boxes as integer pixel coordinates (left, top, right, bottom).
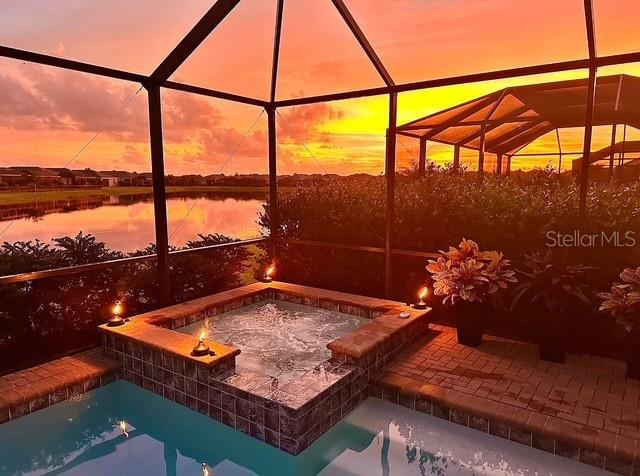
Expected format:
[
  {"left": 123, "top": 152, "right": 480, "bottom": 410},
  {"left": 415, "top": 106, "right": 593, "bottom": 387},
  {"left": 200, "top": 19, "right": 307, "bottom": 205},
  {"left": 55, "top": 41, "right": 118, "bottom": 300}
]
[
  {"left": 396, "top": 75, "right": 640, "bottom": 156},
  {"left": 572, "top": 140, "right": 640, "bottom": 167}
]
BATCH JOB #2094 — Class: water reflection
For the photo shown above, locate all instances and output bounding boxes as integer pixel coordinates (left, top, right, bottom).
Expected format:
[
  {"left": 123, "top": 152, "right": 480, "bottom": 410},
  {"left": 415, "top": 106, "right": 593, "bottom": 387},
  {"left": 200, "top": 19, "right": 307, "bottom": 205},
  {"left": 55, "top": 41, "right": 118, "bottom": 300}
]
[
  {"left": 0, "top": 193, "right": 266, "bottom": 252},
  {"left": 0, "top": 382, "right": 610, "bottom": 476}
]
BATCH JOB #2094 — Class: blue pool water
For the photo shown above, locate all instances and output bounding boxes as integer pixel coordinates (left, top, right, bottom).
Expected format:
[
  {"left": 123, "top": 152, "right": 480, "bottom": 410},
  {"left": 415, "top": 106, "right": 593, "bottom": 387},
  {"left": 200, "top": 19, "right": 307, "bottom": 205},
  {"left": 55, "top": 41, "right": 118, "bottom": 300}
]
[{"left": 0, "top": 381, "right": 609, "bottom": 475}]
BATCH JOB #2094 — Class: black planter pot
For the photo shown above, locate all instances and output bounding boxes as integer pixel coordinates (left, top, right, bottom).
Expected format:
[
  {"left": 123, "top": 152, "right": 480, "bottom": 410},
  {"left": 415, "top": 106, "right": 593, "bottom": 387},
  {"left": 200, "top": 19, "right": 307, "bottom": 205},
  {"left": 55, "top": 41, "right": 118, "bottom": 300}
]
[
  {"left": 538, "top": 335, "right": 565, "bottom": 363},
  {"left": 534, "top": 314, "right": 567, "bottom": 363},
  {"left": 455, "top": 300, "right": 486, "bottom": 347},
  {"left": 626, "top": 328, "right": 640, "bottom": 380}
]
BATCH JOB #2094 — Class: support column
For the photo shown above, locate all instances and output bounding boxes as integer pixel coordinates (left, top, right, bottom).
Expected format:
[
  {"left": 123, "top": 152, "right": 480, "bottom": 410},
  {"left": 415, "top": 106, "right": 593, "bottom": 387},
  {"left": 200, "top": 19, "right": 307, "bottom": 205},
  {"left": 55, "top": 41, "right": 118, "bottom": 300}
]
[
  {"left": 608, "top": 123, "right": 617, "bottom": 178},
  {"left": 478, "top": 124, "right": 486, "bottom": 177},
  {"left": 496, "top": 153, "right": 503, "bottom": 175},
  {"left": 267, "top": 106, "right": 278, "bottom": 259},
  {"left": 384, "top": 93, "right": 398, "bottom": 299},
  {"left": 453, "top": 145, "right": 460, "bottom": 170},
  {"left": 556, "top": 128, "right": 563, "bottom": 173},
  {"left": 146, "top": 84, "right": 171, "bottom": 305},
  {"left": 418, "top": 137, "right": 427, "bottom": 177},
  {"left": 619, "top": 124, "right": 627, "bottom": 178},
  {"left": 579, "top": 67, "right": 597, "bottom": 216},
  {"left": 506, "top": 155, "right": 512, "bottom": 176}
]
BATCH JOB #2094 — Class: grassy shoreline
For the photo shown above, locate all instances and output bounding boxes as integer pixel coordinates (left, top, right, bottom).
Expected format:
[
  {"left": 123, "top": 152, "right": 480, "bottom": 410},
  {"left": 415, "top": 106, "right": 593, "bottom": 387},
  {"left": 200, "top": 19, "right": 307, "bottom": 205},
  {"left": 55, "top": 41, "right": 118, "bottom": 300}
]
[{"left": 0, "top": 186, "right": 270, "bottom": 206}]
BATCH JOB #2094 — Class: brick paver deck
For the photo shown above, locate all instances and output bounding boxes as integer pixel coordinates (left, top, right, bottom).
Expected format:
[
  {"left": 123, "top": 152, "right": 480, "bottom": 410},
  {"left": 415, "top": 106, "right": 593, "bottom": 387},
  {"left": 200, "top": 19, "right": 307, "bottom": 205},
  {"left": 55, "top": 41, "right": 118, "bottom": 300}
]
[
  {"left": 373, "top": 324, "right": 640, "bottom": 474},
  {"left": 0, "top": 348, "right": 120, "bottom": 424}
]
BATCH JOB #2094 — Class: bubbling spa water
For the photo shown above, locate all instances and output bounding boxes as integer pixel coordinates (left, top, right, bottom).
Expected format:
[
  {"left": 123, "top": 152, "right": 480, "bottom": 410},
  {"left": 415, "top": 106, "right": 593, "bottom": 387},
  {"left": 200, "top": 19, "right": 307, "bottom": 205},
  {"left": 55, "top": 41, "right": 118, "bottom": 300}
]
[{"left": 179, "top": 300, "right": 368, "bottom": 382}]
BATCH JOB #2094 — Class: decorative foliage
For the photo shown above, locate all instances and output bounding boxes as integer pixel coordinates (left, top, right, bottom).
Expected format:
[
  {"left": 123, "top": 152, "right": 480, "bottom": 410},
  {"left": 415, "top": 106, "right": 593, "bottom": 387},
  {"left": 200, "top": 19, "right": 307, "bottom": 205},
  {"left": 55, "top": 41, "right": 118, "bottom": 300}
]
[
  {"left": 599, "top": 266, "right": 640, "bottom": 330},
  {"left": 511, "top": 251, "right": 593, "bottom": 314},
  {"left": 426, "top": 239, "right": 516, "bottom": 304}
]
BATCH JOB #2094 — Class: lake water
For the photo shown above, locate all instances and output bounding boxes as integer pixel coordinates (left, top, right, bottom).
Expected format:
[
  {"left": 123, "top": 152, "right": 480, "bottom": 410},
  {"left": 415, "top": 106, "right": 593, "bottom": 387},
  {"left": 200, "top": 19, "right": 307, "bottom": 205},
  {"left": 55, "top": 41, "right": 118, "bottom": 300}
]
[{"left": 0, "top": 193, "right": 266, "bottom": 253}]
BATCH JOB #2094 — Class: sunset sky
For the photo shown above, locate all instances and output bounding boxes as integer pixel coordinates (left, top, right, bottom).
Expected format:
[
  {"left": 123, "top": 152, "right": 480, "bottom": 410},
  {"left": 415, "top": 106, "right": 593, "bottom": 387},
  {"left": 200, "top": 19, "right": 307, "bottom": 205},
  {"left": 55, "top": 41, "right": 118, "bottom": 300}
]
[{"left": 1, "top": 0, "right": 639, "bottom": 176}]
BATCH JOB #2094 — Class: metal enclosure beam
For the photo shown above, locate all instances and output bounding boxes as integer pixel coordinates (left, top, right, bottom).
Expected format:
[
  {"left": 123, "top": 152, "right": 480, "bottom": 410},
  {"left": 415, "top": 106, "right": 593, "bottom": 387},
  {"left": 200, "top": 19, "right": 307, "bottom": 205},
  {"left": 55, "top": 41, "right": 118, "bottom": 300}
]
[
  {"left": 150, "top": 0, "right": 241, "bottom": 82},
  {"left": 267, "top": 107, "right": 279, "bottom": 259},
  {"left": 270, "top": 0, "right": 286, "bottom": 102},
  {"left": 163, "top": 80, "right": 268, "bottom": 107},
  {"left": 579, "top": 68, "right": 597, "bottom": 215},
  {"left": 330, "top": 0, "right": 394, "bottom": 86},
  {"left": 384, "top": 93, "right": 398, "bottom": 298},
  {"left": 0, "top": 45, "right": 147, "bottom": 83},
  {"left": 579, "top": 0, "right": 597, "bottom": 215},
  {"left": 584, "top": 0, "right": 597, "bottom": 61},
  {"left": 146, "top": 85, "right": 171, "bottom": 304},
  {"left": 608, "top": 75, "right": 624, "bottom": 177},
  {"left": 269, "top": 0, "right": 284, "bottom": 104},
  {"left": 478, "top": 125, "right": 486, "bottom": 175},
  {"left": 418, "top": 138, "right": 427, "bottom": 176}
]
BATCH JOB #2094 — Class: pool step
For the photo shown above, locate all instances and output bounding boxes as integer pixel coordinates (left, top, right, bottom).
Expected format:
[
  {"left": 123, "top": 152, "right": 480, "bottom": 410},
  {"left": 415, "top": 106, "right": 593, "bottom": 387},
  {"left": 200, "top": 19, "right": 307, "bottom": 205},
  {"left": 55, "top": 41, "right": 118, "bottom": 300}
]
[{"left": 0, "top": 347, "right": 120, "bottom": 425}]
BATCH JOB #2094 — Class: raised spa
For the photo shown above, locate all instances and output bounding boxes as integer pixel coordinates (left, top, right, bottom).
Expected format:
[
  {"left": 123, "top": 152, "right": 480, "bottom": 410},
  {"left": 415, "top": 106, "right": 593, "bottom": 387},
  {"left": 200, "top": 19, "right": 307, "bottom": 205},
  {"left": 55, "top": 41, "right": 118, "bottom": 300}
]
[{"left": 99, "top": 282, "right": 430, "bottom": 454}]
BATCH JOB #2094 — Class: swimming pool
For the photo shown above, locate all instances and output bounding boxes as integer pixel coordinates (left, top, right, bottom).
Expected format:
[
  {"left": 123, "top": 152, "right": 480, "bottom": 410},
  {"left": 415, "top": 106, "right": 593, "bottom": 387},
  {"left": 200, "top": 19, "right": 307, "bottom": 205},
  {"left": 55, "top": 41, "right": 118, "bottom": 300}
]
[
  {"left": 0, "top": 380, "right": 609, "bottom": 475},
  {"left": 179, "top": 300, "right": 368, "bottom": 383}
]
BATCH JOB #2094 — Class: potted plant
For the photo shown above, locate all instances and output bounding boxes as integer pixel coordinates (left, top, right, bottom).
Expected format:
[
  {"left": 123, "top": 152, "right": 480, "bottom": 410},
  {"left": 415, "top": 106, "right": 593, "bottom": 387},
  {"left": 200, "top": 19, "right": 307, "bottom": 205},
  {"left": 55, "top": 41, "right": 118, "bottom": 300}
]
[
  {"left": 427, "top": 239, "right": 517, "bottom": 346},
  {"left": 511, "top": 252, "right": 593, "bottom": 363},
  {"left": 598, "top": 266, "right": 640, "bottom": 379}
]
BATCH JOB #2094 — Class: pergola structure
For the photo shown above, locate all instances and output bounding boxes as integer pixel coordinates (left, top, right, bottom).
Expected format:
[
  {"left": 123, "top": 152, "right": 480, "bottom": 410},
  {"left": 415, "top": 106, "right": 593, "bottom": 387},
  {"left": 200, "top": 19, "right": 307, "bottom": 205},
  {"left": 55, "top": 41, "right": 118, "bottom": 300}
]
[
  {"left": 397, "top": 74, "right": 640, "bottom": 177},
  {"left": 1, "top": 0, "right": 640, "bottom": 300},
  {"left": 572, "top": 140, "right": 640, "bottom": 174}
]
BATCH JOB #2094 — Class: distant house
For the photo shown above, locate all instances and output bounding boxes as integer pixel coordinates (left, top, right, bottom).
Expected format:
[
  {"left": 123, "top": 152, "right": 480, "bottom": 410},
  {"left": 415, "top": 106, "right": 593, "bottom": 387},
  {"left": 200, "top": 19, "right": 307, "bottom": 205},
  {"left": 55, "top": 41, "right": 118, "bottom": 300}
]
[
  {"left": 0, "top": 167, "right": 26, "bottom": 186},
  {"left": 204, "top": 174, "right": 224, "bottom": 185},
  {"left": 47, "top": 167, "right": 73, "bottom": 185},
  {"left": 54, "top": 168, "right": 101, "bottom": 186},
  {"left": 132, "top": 172, "right": 153, "bottom": 186},
  {"left": 96, "top": 170, "right": 136, "bottom": 187},
  {"left": 11, "top": 167, "right": 64, "bottom": 186},
  {"left": 96, "top": 171, "right": 118, "bottom": 187}
]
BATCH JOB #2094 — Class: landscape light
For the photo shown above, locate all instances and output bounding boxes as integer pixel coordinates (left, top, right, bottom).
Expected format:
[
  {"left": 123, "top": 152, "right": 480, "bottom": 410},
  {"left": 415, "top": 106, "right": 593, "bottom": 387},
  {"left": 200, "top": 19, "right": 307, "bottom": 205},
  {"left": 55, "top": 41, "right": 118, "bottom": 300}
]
[
  {"left": 413, "top": 287, "right": 428, "bottom": 310},
  {"left": 260, "top": 264, "right": 275, "bottom": 283},
  {"left": 107, "top": 300, "right": 125, "bottom": 327},
  {"left": 191, "top": 330, "right": 211, "bottom": 357}
]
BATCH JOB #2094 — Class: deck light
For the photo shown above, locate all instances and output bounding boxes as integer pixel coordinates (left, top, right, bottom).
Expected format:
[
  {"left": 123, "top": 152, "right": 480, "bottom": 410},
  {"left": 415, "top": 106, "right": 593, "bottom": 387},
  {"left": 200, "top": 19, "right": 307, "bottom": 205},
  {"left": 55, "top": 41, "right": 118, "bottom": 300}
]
[
  {"left": 202, "top": 463, "right": 210, "bottom": 476},
  {"left": 260, "top": 264, "right": 275, "bottom": 283},
  {"left": 107, "top": 300, "right": 125, "bottom": 327},
  {"left": 192, "top": 330, "right": 211, "bottom": 357},
  {"left": 413, "top": 287, "right": 428, "bottom": 310}
]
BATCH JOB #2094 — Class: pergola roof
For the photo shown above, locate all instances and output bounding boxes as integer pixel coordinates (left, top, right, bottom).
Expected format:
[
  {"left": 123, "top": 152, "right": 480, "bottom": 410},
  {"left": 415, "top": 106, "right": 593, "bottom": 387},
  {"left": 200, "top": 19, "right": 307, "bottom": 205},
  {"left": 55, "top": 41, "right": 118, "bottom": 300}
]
[
  {"left": 572, "top": 140, "right": 640, "bottom": 168},
  {"left": 396, "top": 74, "right": 640, "bottom": 156}
]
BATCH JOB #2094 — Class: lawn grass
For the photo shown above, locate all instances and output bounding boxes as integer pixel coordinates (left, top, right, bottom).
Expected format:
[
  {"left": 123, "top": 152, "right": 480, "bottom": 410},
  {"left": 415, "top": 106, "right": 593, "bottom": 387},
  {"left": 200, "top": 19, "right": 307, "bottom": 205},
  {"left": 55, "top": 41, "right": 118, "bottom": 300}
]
[{"left": 0, "top": 186, "right": 269, "bottom": 206}]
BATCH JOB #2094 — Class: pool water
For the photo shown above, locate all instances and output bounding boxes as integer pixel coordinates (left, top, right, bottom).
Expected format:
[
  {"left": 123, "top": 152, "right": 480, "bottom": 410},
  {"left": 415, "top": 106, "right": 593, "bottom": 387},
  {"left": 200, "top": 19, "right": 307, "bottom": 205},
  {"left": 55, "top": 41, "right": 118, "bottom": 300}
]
[
  {"left": 0, "top": 381, "right": 609, "bottom": 475},
  {"left": 179, "top": 300, "right": 368, "bottom": 382}
]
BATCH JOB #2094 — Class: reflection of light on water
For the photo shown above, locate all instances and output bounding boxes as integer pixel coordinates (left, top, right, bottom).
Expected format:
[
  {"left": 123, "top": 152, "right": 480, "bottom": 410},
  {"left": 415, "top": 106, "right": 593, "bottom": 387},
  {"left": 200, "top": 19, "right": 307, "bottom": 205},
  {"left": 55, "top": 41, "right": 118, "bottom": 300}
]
[
  {"left": 119, "top": 420, "right": 129, "bottom": 438},
  {"left": 0, "top": 196, "right": 264, "bottom": 252},
  {"left": 392, "top": 419, "right": 525, "bottom": 475},
  {"left": 202, "top": 462, "right": 211, "bottom": 476}
]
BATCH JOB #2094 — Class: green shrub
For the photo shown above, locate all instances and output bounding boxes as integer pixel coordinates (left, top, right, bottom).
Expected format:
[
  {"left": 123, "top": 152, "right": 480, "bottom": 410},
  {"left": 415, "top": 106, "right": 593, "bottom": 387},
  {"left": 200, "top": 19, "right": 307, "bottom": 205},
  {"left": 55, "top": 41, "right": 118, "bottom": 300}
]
[{"left": 0, "top": 233, "right": 250, "bottom": 375}]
